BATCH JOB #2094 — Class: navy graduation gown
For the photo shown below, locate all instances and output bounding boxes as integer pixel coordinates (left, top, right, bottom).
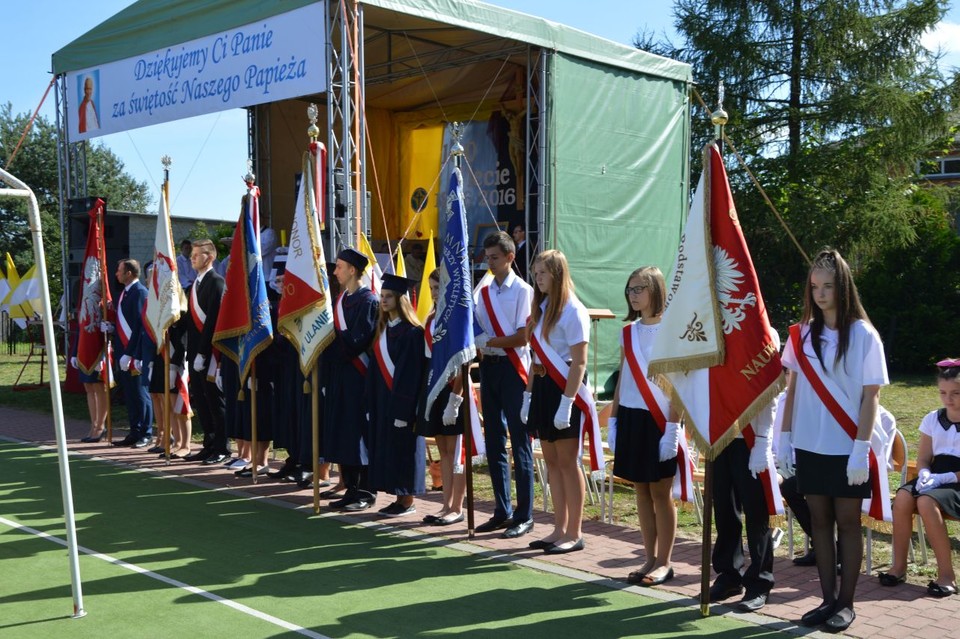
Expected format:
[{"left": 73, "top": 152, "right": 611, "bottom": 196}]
[
  {"left": 322, "top": 287, "right": 379, "bottom": 465},
  {"left": 366, "top": 320, "right": 427, "bottom": 496}
]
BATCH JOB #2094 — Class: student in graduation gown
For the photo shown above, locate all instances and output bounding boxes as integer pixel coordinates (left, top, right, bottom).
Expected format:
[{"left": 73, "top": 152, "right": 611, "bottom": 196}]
[
  {"left": 366, "top": 274, "right": 427, "bottom": 516},
  {"left": 323, "top": 248, "right": 380, "bottom": 511}
]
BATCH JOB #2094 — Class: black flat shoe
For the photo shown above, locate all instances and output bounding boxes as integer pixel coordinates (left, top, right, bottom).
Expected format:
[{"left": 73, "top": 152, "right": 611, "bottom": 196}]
[
  {"left": 800, "top": 601, "right": 836, "bottom": 627},
  {"left": 436, "top": 513, "right": 464, "bottom": 526},
  {"left": 422, "top": 514, "right": 441, "bottom": 524},
  {"left": 640, "top": 567, "right": 674, "bottom": 586},
  {"left": 528, "top": 539, "right": 555, "bottom": 550},
  {"left": 927, "top": 582, "right": 958, "bottom": 597},
  {"left": 545, "top": 538, "right": 584, "bottom": 554},
  {"left": 626, "top": 569, "right": 648, "bottom": 584},
  {"left": 878, "top": 571, "right": 906, "bottom": 587},
  {"left": 824, "top": 607, "right": 855, "bottom": 632}
]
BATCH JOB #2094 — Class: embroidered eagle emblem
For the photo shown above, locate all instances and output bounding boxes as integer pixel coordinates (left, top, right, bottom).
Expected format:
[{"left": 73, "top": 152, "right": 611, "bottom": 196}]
[{"left": 713, "top": 246, "right": 756, "bottom": 334}]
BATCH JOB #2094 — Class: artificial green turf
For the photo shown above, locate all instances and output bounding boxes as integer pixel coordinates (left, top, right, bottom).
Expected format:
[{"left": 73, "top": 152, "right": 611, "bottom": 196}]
[{"left": 0, "top": 442, "right": 788, "bottom": 638}]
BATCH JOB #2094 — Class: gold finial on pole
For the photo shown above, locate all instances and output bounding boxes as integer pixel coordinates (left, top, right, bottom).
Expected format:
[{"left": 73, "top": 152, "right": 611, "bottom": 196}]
[
  {"left": 710, "top": 80, "right": 728, "bottom": 141},
  {"left": 243, "top": 159, "right": 256, "bottom": 187},
  {"left": 161, "top": 155, "right": 172, "bottom": 183},
  {"left": 307, "top": 103, "right": 320, "bottom": 143}
]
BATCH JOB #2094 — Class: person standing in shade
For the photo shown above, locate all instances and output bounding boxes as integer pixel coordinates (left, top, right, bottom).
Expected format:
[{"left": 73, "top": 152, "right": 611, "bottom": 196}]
[
  {"left": 181, "top": 239, "right": 229, "bottom": 464},
  {"left": 366, "top": 274, "right": 427, "bottom": 517},
  {"left": 523, "top": 249, "right": 591, "bottom": 554},
  {"left": 778, "top": 249, "right": 888, "bottom": 632},
  {"left": 176, "top": 239, "right": 197, "bottom": 290},
  {"left": 323, "top": 248, "right": 380, "bottom": 511},
  {"left": 101, "top": 259, "right": 152, "bottom": 448},
  {"left": 473, "top": 231, "right": 535, "bottom": 539},
  {"left": 511, "top": 224, "right": 528, "bottom": 280}
]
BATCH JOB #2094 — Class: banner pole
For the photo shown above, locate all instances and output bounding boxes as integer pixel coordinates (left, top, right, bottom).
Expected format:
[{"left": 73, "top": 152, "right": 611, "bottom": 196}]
[
  {"left": 461, "top": 363, "right": 475, "bottom": 539},
  {"left": 163, "top": 337, "right": 171, "bottom": 464},
  {"left": 98, "top": 205, "right": 113, "bottom": 446},
  {"left": 312, "top": 365, "right": 321, "bottom": 515},
  {"left": 251, "top": 360, "right": 258, "bottom": 484},
  {"left": 700, "top": 458, "right": 714, "bottom": 617}
]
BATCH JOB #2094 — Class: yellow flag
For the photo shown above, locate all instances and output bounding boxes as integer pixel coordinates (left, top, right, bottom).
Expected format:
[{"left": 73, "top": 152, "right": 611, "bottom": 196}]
[
  {"left": 416, "top": 231, "right": 437, "bottom": 324},
  {"left": 395, "top": 243, "right": 406, "bottom": 278},
  {"left": 357, "top": 234, "right": 382, "bottom": 294}
]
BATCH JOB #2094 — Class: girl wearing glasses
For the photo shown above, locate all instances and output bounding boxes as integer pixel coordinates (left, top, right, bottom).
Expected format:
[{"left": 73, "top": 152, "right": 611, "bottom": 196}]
[
  {"left": 609, "top": 266, "right": 681, "bottom": 586},
  {"left": 880, "top": 360, "right": 960, "bottom": 597}
]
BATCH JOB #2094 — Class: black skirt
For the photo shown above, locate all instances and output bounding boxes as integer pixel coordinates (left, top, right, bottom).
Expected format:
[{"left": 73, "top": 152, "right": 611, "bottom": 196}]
[
  {"left": 529, "top": 374, "right": 582, "bottom": 442},
  {"left": 796, "top": 449, "right": 872, "bottom": 499},
  {"left": 612, "top": 406, "right": 677, "bottom": 483},
  {"left": 418, "top": 381, "right": 459, "bottom": 438},
  {"left": 898, "top": 454, "right": 960, "bottom": 519}
]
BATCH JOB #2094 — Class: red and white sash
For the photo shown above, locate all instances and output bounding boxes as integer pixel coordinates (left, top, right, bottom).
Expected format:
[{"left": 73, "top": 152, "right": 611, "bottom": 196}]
[
  {"left": 479, "top": 284, "right": 530, "bottom": 385},
  {"left": 117, "top": 289, "right": 132, "bottom": 348},
  {"left": 622, "top": 324, "right": 695, "bottom": 503},
  {"left": 454, "top": 385, "right": 486, "bottom": 474},
  {"left": 174, "top": 366, "right": 192, "bottom": 416},
  {"left": 789, "top": 324, "right": 891, "bottom": 522},
  {"left": 372, "top": 328, "right": 395, "bottom": 390},
  {"left": 530, "top": 322, "right": 604, "bottom": 477},
  {"left": 741, "top": 423, "right": 785, "bottom": 517},
  {"left": 189, "top": 280, "right": 206, "bottom": 332},
  {"left": 335, "top": 292, "right": 370, "bottom": 375}
]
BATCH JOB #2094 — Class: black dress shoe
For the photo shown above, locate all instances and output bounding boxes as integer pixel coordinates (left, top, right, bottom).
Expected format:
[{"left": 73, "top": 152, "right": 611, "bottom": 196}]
[
  {"left": 267, "top": 460, "right": 296, "bottom": 478},
  {"left": 203, "top": 453, "right": 230, "bottom": 465},
  {"left": 800, "top": 601, "right": 836, "bottom": 626},
  {"left": 184, "top": 449, "right": 212, "bottom": 462},
  {"left": 147, "top": 445, "right": 164, "bottom": 454},
  {"left": 709, "top": 581, "right": 744, "bottom": 602},
  {"left": 545, "top": 538, "right": 585, "bottom": 554},
  {"left": 112, "top": 436, "right": 137, "bottom": 447},
  {"left": 737, "top": 592, "right": 768, "bottom": 612},
  {"left": 133, "top": 437, "right": 151, "bottom": 448},
  {"left": 329, "top": 496, "right": 354, "bottom": 509},
  {"left": 474, "top": 516, "right": 510, "bottom": 533},
  {"left": 824, "top": 607, "right": 855, "bottom": 632},
  {"left": 343, "top": 500, "right": 372, "bottom": 512},
  {"left": 503, "top": 519, "right": 534, "bottom": 539},
  {"left": 319, "top": 487, "right": 345, "bottom": 499},
  {"left": 793, "top": 550, "right": 817, "bottom": 566}
]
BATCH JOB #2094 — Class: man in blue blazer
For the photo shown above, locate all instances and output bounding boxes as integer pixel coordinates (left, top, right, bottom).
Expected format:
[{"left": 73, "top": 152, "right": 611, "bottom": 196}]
[{"left": 101, "top": 259, "right": 153, "bottom": 447}]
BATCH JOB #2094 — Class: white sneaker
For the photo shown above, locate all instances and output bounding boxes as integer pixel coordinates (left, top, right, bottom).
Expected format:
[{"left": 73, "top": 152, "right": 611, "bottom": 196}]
[{"left": 229, "top": 458, "right": 250, "bottom": 469}]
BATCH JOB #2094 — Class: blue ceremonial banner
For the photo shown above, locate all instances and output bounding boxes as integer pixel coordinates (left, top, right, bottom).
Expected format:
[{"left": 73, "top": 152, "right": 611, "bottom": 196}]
[
  {"left": 425, "top": 167, "right": 476, "bottom": 414},
  {"left": 213, "top": 187, "right": 274, "bottom": 384}
]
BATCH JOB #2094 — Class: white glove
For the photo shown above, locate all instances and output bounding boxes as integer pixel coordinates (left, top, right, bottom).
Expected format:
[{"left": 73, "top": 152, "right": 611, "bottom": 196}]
[
  {"left": 215, "top": 367, "right": 223, "bottom": 392},
  {"left": 193, "top": 354, "right": 205, "bottom": 372},
  {"left": 554, "top": 395, "right": 574, "bottom": 430},
  {"left": 917, "top": 468, "right": 931, "bottom": 488},
  {"left": 777, "top": 432, "right": 795, "bottom": 478},
  {"left": 169, "top": 365, "right": 180, "bottom": 387},
  {"left": 520, "top": 391, "right": 532, "bottom": 424},
  {"left": 475, "top": 333, "right": 490, "bottom": 350},
  {"left": 443, "top": 394, "right": 464, "bottom": 426},
  {"left": 394, "top": 419, "right": 407, "bottom": 429},
  {"left": 748, "top": 435, "right": 773, "bottom": 478},
  {"left": 846, "top": 439, "right": 871, "bottom": 486},
  {"left": 70, "top": 357, "right": 79, "bottom": 369},
  {"left": 119, "top": 355, "right": 132, "bottom": 371},
  {"left": 99, "top": 321, "right": 114, "bottom": 333},
  {"left": 918, "top": 471, "right": 957, "bottom": 493},
  {"left": 147, "top": 362, "right": 154, "bottom": 382},
  {"left": 659, "top": 421, "right": 680, "bottom": 461},
  {"left": 606, "top": 416, "right": 618, "bottom": 454},
  {"left": 247, "top": 376, "right": 255, "bottom": 390}
]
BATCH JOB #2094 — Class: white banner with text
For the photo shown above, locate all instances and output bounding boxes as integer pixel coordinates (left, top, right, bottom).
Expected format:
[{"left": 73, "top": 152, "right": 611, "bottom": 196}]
[{"left": 66, "top": 4, "right": 326, "bottom": 142}]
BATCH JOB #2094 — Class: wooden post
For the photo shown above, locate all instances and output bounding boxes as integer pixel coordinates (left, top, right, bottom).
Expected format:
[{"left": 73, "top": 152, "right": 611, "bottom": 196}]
[
  {"left": 461, "top": 363, "right": 475, "bottom": 539},
  {"left": 700, "top": 458, "right": 714, "bottom": 617}
]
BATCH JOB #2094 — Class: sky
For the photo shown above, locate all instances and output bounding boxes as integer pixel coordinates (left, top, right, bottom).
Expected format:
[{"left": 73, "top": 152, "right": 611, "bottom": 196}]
[{"left": 2, "top": 1, "right": 958, "bottom": 222}]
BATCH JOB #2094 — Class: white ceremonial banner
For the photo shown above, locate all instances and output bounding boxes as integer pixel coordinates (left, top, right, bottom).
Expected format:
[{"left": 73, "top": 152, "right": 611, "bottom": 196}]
[{"left": 65, "top": 4, "right": 326, "bottom": 142}]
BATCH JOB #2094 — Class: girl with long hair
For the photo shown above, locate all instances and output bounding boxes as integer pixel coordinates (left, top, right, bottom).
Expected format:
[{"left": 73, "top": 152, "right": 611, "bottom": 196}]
[{"left": 778, "top": 249, "right": 888, "bottom": 631}]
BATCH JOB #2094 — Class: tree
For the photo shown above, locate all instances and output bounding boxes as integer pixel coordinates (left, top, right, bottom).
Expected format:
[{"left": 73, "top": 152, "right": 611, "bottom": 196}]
[
  {"left": 638, "top": 1, "right": 960, "bottom": 355},
  {"left": 0, "top": 102, "right": 151, "bottom": 305}
]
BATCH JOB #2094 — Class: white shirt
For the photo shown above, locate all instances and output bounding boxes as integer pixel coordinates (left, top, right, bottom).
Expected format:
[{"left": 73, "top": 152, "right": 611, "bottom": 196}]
[
  {"left": 781, "top": 320, "right": 889, "bottom": 455},
  {"left": 473, "top": 270, "right": 533, "bottom": 357},
  {"left": 919, "top": 409, "right": 960, "bottom": 460},
  {"left": 617, "top": 320, "right": 662, "bottom": 411},
  {"left": 533, "top": 295, "right": 590, "bottom": 362},
  {"left": 177, "top": 254, "right": 197, "bottom": 289}
]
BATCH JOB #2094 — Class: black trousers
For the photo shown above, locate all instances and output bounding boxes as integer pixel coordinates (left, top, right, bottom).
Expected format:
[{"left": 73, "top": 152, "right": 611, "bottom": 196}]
[
  {"left": 711, "top": 439, "right": 774, "bottom": 596},
  {"left": 340, "top": 464, "right": 376, "bottom": 502},
  {"left": 189, "top": 367, "right": 226, "bottom": 455},
  {"left": 781, "top": 474, "right": 813, "bottom": 538}
]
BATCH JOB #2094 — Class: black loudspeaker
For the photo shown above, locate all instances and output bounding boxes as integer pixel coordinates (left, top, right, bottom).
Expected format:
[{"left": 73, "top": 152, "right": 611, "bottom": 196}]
[{"left": 66, "top": 198, "right": 129, "bottom": 305}]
